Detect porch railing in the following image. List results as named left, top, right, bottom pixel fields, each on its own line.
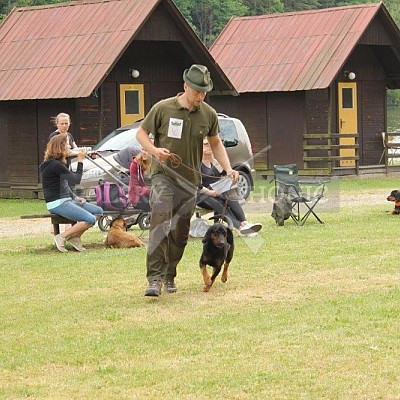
left=383, top=132, right=400, bottom=175
left=303, top=133, right=359, bottom=174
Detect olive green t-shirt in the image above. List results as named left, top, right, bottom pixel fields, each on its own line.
left=141, top=94, right=219, bottom=187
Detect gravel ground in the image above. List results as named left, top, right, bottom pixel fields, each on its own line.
left=0, top=188, right=391, bottom=239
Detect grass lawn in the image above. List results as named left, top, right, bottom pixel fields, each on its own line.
left=0, top=176, right=399, bottom=399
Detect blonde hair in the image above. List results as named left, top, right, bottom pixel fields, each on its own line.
left=50, top=112, right=71, bottom=127
left=135, top=150, right=151, bottom=172
left=44, top=132, right=69, bottom=162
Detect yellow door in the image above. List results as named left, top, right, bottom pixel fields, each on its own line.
left=338, top=82, right=357, bottom=167
left=119, top=84, right=144, bottom=126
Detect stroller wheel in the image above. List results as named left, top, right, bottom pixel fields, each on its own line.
left=98, top=215, right=113, bottom=232
left=137, top=213, right=150, bottom=230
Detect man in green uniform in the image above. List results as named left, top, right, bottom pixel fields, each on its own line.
left=136, top=64, right=239, bottom=297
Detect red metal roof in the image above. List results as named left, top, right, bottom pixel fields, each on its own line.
left=210, top=3, right=384, bottom=93
left=0, top=0, right=160, bottom=100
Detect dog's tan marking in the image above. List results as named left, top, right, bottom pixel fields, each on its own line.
left=221, top=262, right=229, bottom=283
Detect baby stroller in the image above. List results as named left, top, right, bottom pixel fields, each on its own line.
left=86, top=150, right=150, bottom=232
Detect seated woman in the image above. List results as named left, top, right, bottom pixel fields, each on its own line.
left=40, top=133, right=104, bottom=252
left=128, top=150, right=151, bottom=211
left=197, top=140, right=262, bottom=235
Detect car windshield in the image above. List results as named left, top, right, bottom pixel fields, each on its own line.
left=219, top=118, right=238, bottom=146
left=94, top=128, right=140, bottom=151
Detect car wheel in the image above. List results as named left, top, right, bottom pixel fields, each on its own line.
left=237, top=170, right=251, bottom=200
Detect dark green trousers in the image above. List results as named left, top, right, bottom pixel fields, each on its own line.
left=146, top=174, right=196, bottom=283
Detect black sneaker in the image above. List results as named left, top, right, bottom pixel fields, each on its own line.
left=165, top=280, right=177, bottom=293
left=144, top=281, right=162, bottom=297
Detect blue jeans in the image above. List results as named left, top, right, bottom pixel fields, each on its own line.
left=49, top=199, right=103, bottom=226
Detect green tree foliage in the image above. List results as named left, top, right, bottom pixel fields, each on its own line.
left=242, top=0, right=284, bottom=15
left=175, top=0, right=247, bottom=46
left=283, top=0, right=321, bottom=11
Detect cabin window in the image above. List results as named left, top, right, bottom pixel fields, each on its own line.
left=119, top=84, right=144, bottom=125
left=125, top=91, right=139, bottom=114
left=342, top=88, right=353, bottom=109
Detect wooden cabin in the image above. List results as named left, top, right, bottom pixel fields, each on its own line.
left=0, top=0, right=234, bottom=198
left=209, top=3, right=400, bottom=175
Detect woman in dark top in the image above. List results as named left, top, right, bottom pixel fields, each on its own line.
left=40, top=133, right=103, bottom=253
left=197, top=140, right=262, bottom=235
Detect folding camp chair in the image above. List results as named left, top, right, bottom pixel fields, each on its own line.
left=273, top=164, right=327, bottom=226
left=379, top=131, right=400, bottom=165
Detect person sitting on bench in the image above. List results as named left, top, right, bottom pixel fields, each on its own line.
left=40, top=133, right=103, bottom=252
left=197, top=139, right=262, bottom=236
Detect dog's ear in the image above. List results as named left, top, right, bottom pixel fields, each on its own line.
left=395, top=191, right=400, bottom=202
left=226, top=227, right=234, bottom=245
left=202, top=227, right=212, bottom=243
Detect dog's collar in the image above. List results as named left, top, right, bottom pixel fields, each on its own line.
left=396, top=201, right=400, bottom=207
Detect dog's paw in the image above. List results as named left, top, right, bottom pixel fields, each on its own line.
left=202, top=284, right=211, bottom=292
left=221, top=276, right=227, bottom=283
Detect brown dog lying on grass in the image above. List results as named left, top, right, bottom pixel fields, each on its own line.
left=199, top=223, right=234, bottom=292
left=104, top=217, right=145, bottom=248
left=387, top=190, right=400, bottom=214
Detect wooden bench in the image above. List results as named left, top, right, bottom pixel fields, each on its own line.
left=20, top=209, right=149, bottom=235
left=20, top=213, right=75, bottom=235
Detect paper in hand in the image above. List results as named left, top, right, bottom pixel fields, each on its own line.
left=209, top=177, right=237, bottom=194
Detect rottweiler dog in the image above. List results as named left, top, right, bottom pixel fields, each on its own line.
left=199, top=223, right=234, bottom=292
left=387, top=190, right=400, bottom=214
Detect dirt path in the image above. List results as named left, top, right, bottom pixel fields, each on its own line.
left=0, top=188, right=391, bottom=239
left=0, top=217, right=57, bottom=238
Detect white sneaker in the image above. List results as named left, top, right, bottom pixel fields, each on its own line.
left=242, top=232, right=258, bottom=238
left=54, top=234, right=68, bottom=253
left=68, top=237, right=86, bottom=252
left=239, top=222, right=262, bottom=235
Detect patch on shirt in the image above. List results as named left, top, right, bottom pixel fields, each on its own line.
left=168, top=118, right=183, bottom=139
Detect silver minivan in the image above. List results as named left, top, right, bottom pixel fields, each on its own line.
left=73, top=113, right=255, bottom=199
left=217, top=113, right=254, bottom=199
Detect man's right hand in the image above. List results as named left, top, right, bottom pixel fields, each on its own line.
left=154, top=147, right=171, bottom=162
